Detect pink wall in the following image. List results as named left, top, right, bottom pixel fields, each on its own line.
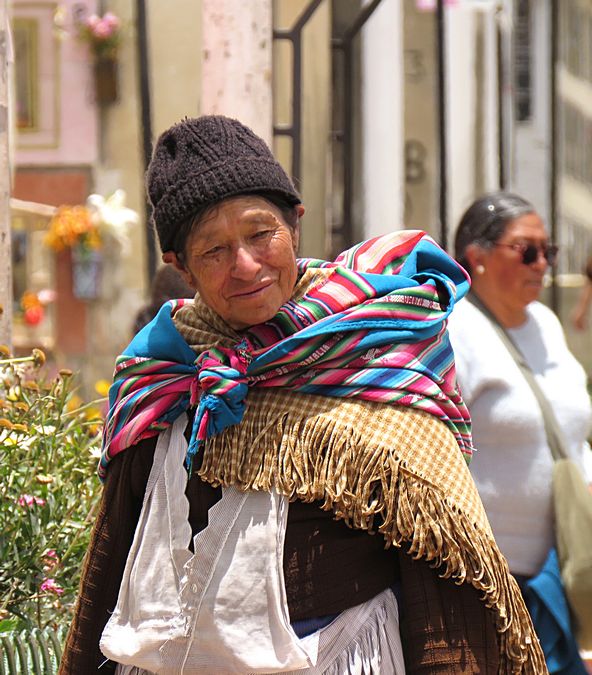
left=13, top=0, right=99, bottom=166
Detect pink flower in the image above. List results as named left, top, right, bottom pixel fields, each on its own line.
left=85, top=14, right=100, bottom=29
left=17, top=494, right=46, bottom=507
left=102, top=12, right=120, bottom=29
left=40, top=578, right=64, bottom=595
left=42, top=548, right=59, bottom=572
left=93, top=20, right=114, bottom=39
left=37, top=289, right=57, bottom=305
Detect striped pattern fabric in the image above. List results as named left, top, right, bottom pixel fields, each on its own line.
left=100, top=230, right=472, bottom=479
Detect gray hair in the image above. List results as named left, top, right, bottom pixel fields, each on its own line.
left=454, top=191, right=535, bottom=274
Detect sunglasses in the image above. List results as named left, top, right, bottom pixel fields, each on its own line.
left=493, top=242, right=559, bottom=266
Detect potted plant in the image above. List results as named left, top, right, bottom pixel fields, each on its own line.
left=78, top=12, right=122, bottom=104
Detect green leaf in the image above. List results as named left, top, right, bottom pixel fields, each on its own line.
left=0, top=617, right=19, bottom=632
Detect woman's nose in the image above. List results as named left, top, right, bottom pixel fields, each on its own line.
left=231, top=244, right=261, bottom=278
left=534, top=249, right=550, bottom=268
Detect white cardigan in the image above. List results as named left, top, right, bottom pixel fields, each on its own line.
left=448, top=299, right=592, bottom=577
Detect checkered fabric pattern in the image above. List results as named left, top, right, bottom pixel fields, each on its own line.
left=200, top=388, right=545, bottom=674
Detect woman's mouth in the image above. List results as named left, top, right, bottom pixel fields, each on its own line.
left=231, top=281, right=273, bottom=299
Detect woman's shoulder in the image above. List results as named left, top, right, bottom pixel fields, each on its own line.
left=523, top=301, right=565, bottom=338
left=525, top=300, right=560, bottom=323
left=449, top=296, right=482, bottom=323
left=447, top=297, right=493, bottom=343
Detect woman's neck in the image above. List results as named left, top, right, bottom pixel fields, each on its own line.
left=471, top=288, right=527, bottom=329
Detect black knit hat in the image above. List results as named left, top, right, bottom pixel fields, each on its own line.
left=147, top=115, right=301, bottom=253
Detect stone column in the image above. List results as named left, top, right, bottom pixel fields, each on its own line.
left=0, top=0, right=11, bottom=348
left=201, top=0, right=273, bottom=143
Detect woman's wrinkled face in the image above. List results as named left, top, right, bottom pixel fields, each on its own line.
left=478, top=212, right=550, bottom=310
left=178, top=196, right=300, bottom=330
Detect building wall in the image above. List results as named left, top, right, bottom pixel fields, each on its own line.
left=361, top=0, right=404, bottom=239
left=11, top=0, right=99, bottom=383
left=403, top=0, right=438, bottom=238
left=13, top=0, right=98, bottom=167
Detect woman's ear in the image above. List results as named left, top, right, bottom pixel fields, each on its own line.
left=464, top=243, right=486, bottom=274
left=292, top=204, right=304, bottom=252
left=162, top=251, right=196, bottom=288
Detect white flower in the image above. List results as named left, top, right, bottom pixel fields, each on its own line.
left=86, top=190, right=139, bottom=257
left=32, top=424, right=57, bottom=436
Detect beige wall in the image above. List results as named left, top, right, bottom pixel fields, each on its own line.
left=150, top=0, right=202, bottom=136
left=402, top=0, right=438, bottom=238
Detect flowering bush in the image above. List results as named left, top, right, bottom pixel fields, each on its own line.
left=0, top=347, right=104, bottom=631
left=78, top=11, right=122, bottom=60
left=45, top=205, right=102, bottom=254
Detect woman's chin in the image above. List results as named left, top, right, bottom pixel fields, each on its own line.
left=523, top=286, right=543, bottom=304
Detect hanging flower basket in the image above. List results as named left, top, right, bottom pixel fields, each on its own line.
left=78, top=11, right=122, bottom=106
left=93, top=55, right=119, bottom=105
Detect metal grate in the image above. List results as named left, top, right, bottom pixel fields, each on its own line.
left=272, top=0, right=387, bottom=251
left=0, top=627, right=66, bottom=675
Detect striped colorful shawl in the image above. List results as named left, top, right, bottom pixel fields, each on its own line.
left=99, top=229, right=472, bottom=479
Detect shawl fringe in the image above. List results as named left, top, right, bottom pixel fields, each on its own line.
left=199, top=391, right=546, bottom=674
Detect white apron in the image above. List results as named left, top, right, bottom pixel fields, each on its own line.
left=101, top=415, right=405, bottom=674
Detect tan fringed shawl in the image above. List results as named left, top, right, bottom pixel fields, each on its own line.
left=173, top=301, right=547, bottom=674
left=199, top=390, right=545, bottom=674
left=174, top=298, right=547, bottom=675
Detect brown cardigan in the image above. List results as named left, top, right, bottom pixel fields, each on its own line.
left=59, top=429, right=499, bottom=674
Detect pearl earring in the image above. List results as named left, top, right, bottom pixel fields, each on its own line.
left=475, top=264, right=485, bottom=275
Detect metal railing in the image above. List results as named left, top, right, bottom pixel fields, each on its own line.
left=0, top=627, right=66, bottom=675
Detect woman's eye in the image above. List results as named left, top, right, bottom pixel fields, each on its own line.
left=251, top=229, right=273, bottom=241
left=203, top=246, right=224, bottom=258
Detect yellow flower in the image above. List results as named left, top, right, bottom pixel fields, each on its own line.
left=66, top=394, right=83, bottom=413
left=21, top=292, right=42, bottom=311
left=0, top=418, right=13, bottom=430
left=94, top=379, right=111, bottom=397
left=88, top=423, right=103, bottom=438
left=85, top=405, right=103, bottom=421
left=11, top=423, right=29, bottom=434
left=31, top=348, right=46, bottom=367
left=0, top=345, right=11, bottom=358
left=6, top=387, right=20, bottom=402
left=45, top=205, right=102, bottom=252
left=59, top=369, right=73, bottom=379
left=36, top=474, right=54, bottom=484
left=14, top=402, right=29, bottom=412
left=22, top=381, right=40, bottom=392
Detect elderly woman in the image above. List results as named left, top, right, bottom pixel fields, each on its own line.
left=448, top=191, right=592, bottom=674
left=59, top=118, right=544, bottom=674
